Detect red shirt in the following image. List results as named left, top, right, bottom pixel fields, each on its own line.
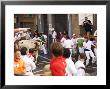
left=50, top=56, right=67, bottom=76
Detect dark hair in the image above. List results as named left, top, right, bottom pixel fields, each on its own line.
left=50, top=42, right=63, bottom=57
left=63, top=48, right=71, bottom=58
left=14, top=49, right=20, bottom=53
left=29, top=48, right=36, bottom=53
left=20, top=47, right=27, bottom=55
left=79, top=53, right=86, bottom=59
left=66, top=35, right=70, bottom=39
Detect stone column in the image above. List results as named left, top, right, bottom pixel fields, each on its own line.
left=67, top=14, right=72, bottom=38
left=71, top=14, right=80, bottom=37
left=38, top=14, right=44, bottom=33
left=47, top=14, right=53, bottom=27
left=47, top=14, right=53, bottom=49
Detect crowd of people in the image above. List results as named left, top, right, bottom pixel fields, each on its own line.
left=50, top=32, right=97, bottom=76
left=14, top=17, right=97, bottom=76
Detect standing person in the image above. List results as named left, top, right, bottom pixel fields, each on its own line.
left=59, top=32, right=63, bottom=41
left=48, top=24, right=54, bottom=47
left=63, top=48, right=77, bottom=76
left=20, top=47, right=36, bottom=76
left=63, top=35, right=74, bottom=56
left=76, top=34, right=85, bottom=54
left=14, top=49, right=26, bottom=76
left=52, top=30, right=57, bottom=43
left=26, top=31, right=31, bottom=40
left=50, top=42, right=67, bottom=76
left=75, top=53, right=86, bottom=76
left=60, top=34, right=67, bottom=47
left=83, top=17, right=92, bottom=39
left=71, top=34, right=77, bottom=52
left=83, top=37, right=96, bottom=66
left=40, top=32, right=47, bottom=55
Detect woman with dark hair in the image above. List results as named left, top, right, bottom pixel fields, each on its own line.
left=63, top=48, right=77, bottom=76
left=50, top=42, right=67, bottom=76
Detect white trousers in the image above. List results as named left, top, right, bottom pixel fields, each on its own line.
left=85, top=50, right=95, bottom=65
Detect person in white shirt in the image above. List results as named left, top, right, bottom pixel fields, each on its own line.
left=71, top=34, right=77, bottom=55
left=52, top=30, right=57, bottom=43
left=63, top=36, right=74, bottom=55
left=63, top=48, right=77, bottom=76
left=60, top=34, right=66, bottom=47
left=75, top=53, right=86, bottom=76
left=20, top=47, right=36, bottom=76
left=33, top=34, right=41, bottom=41
left=83, top=37, right=96, bottom=66
left=26, top=31, right=31, bottom=40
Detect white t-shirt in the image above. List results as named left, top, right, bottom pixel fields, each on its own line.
left=83, top=40, right=94, bottom=51
left=60, top=37, right=66, bottom=46
left=21, top=55, right=36, bottom=72
left=52, top=31, right=57, bottom=39
left=65, top=57, right=77, bottom=76
left=75, top=60, right=85, bottom=76
left=63, top=39, right=74, bottom=48
left=71, top=38, right=77, bottom=48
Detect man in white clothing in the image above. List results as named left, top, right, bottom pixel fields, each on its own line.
left=63, top=36, right=74, bottom=55
left=63, top=48, right=77, bottom=76
left=83, top=37, right=96, bottom=66
left=60, top=34, right=66, bottom=47
left=20, top=47, right=36, bottom=76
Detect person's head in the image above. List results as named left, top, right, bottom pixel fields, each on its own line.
left=72, top=34, right=76, bottom=38
left=63, top=34, right=67, bottom=38
left=63, top=48, right=71, bottom=58
left=14, top=49, right=21, bottom=59
left=85, top=17, right=88, bottom=21
left=79, top=53, right=86, bottom=61
left=66, top=35, right=70, bottom=39
left=50, top=42, right=63, bottom=57
left=20, top=47, right=28, bottom=55
left=29, top=48, right=37, bottom=57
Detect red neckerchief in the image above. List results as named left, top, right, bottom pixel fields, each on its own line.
left=14, top=58, right=20, bottom=62
left=27, top=53, right=33, bottom=58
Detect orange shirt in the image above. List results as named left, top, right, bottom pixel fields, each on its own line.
left=14, top=58, right=26, bottom=75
